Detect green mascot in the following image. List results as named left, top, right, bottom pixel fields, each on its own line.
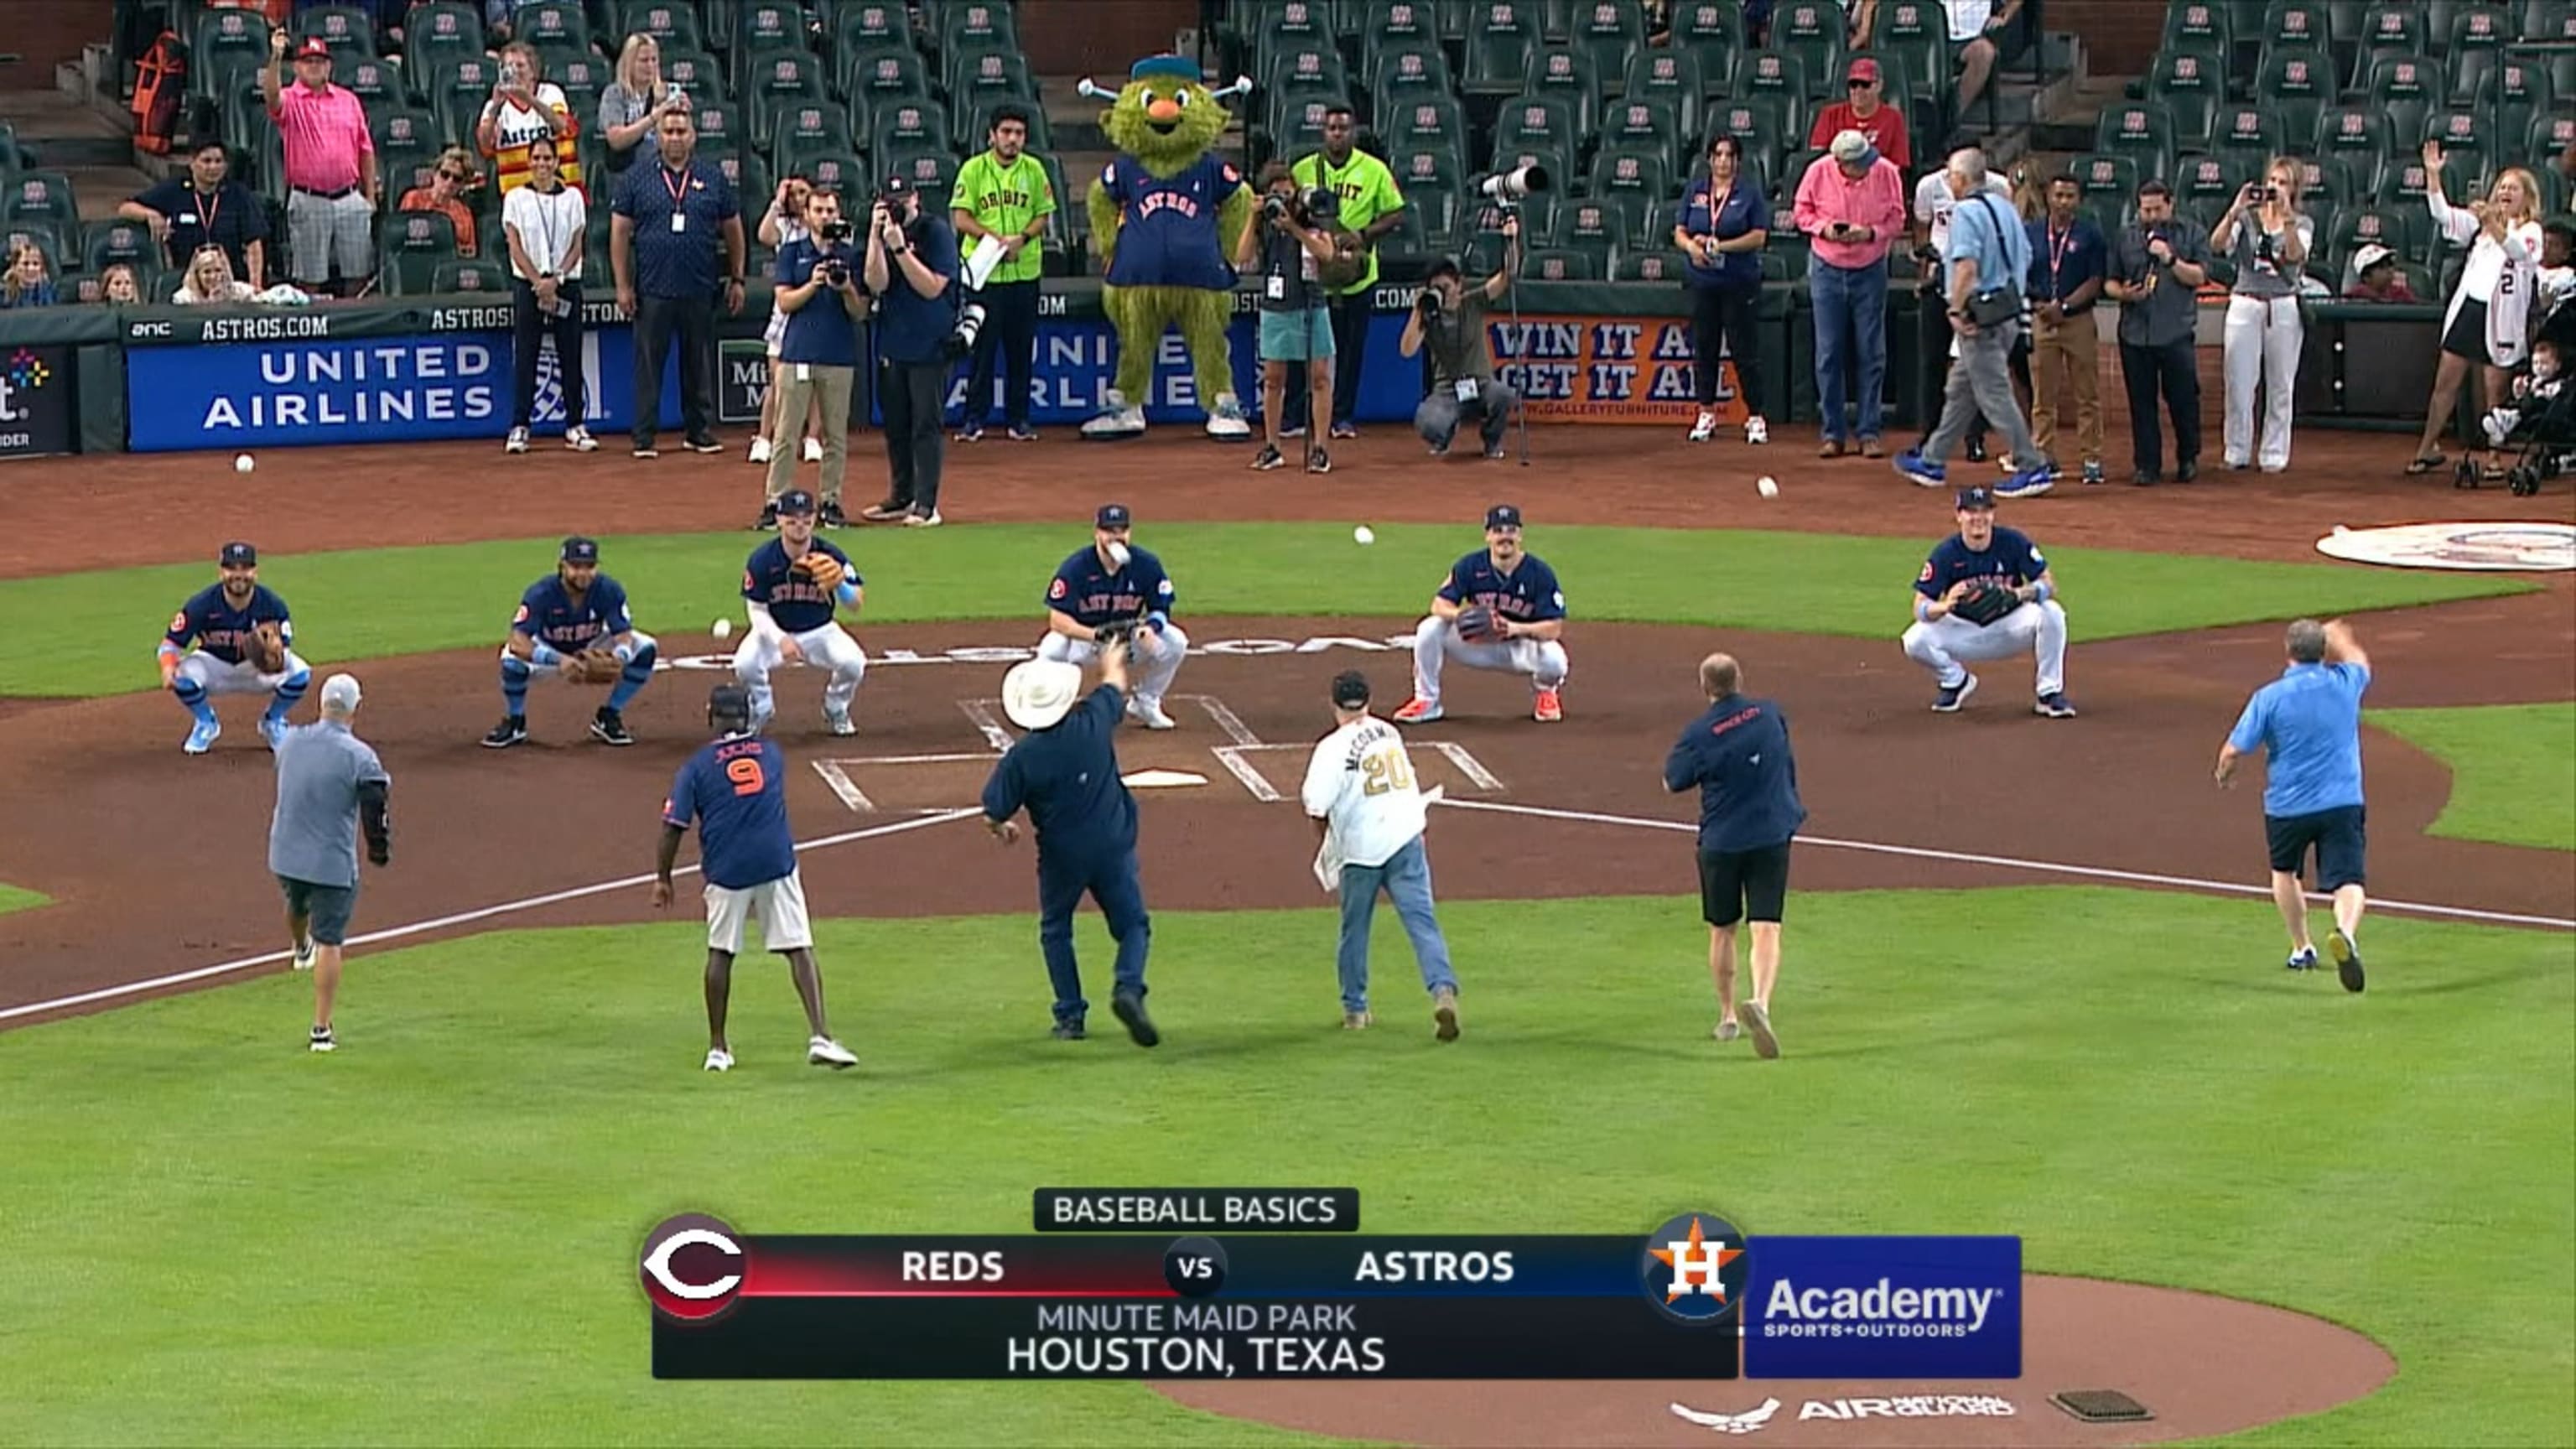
left=1077, top=55, right=1255, bottom=439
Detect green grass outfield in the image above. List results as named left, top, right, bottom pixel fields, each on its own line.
left=2, top=889, right=2568, bottom=1447
left=0, top=883, right=45, bottom=916
left=2374, top=703, right=2576, bottom=852
left=0, top=525, right=2529, bottom=696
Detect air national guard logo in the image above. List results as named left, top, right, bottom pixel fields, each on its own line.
left=1641, top=1213, right=1748, bottom=1325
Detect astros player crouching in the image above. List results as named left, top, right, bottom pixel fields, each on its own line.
left=482, top=536, right=658, bottom=748
left=1394, top=504, right=1570, bottom=724
left=159, top=540, right=311, bottom=754
left=1902, top=485, right=2076, bottom=716
left=735, top=489, right=869, bottom=735
left=1035, top=502, right=1187, bottom=730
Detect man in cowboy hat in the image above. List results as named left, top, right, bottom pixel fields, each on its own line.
left=980, top=631, right=1160, bottom=1046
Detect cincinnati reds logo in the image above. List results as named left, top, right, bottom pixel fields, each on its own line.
left=640, top=1214, right=746, bottom=1322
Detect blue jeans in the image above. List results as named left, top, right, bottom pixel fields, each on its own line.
left=1335, top=836, right=1457, bottom=1013
left=1037, top=847, right=1150, bottom=1026
left=1810, top=257, right=1889, bottom=443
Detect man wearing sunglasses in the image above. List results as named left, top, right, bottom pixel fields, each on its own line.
left=1807, top=58, right=1911, bottom=174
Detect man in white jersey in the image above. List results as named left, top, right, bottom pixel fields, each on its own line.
left=1301, top=670, right=1461, bottom=1041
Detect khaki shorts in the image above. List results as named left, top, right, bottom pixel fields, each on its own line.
left=704, top=868, right=813, bottom=954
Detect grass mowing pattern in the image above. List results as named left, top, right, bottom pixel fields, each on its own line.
left=1, top=889, right=2568, bottom=1446
left=2373, top=703, right=2576, bottom=852
left=0, top=525, right=2530, bottom=696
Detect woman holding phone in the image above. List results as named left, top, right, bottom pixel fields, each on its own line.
left=599, top=33, right=686, bottom=170
left=1674, top=132, right=1772, bottom=445
left=2210, top=156, right=2312, bottom=473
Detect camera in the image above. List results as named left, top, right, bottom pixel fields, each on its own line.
left=1475, top=164, right=1550, bottom=204
left=946, top=301, right=988, bottom=359
left=818, top=216, right=854, bottom=245
left=1262, top=191, right=1299, bottom=223
left=2246, top=184, right=2274, bottom=203
left=1416, top=285, right=1444, bottom=317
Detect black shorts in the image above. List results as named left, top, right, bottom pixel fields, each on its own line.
left=1699, top=842, right=1792, bottom=927
left=2440, top=298, right=2496, bottom=365
left=2265, top=806, right=2367, bottom=891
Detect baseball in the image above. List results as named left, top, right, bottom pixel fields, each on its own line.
left=233, top=454, right=255, bottom=475
left=2331, top=524, right=2350, bottom=536
left=711, top=617, right=733, bottom=639
left=1353, top=525, right=1376, bottom=545
left=1757, top=476, right=1779, bottom=498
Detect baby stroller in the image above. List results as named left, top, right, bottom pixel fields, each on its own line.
left=2464, top=288, right=2575, bottom=497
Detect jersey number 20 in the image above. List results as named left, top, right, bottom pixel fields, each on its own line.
left=1360, top=747, right=1414, bottom=797
left=726, top=756, right=767, bottom=797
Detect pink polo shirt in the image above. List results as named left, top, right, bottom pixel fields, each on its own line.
left=1791, top=154, right=1909, bottom=270
left=270, top=80, right=373, bottom=195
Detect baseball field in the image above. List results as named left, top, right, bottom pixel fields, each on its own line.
left=0, top=427, right=2568, bottom=1447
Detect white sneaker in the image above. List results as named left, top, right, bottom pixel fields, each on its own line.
left=564, top=425, right=597, bottom=452
left=802, top=436, right=823, bottom=463
left=748, top=436, right=773, bottom=464
left=825, top=707, right=855, bottom=736
left=1687, top=410, right=1717, bottom=442
left=904, top=510, right=943, bottom=527
left=704, top=1047, right=733, bottom=1072
left=292, top=936, right=314, bottom=971
left=808, top=1036, right=857, bottom=1069
left=1127, top=698, right=1176, bottom=730
left=309, top=1026, right=336, bottom=1053
left=505, top=425, right=530, bottom=454
left=1744, top=416, right=1769, bottom=445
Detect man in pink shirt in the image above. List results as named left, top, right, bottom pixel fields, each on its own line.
left=262, top=32, right=380, bottom=298
left=1792, top=130, right=1908, bottom=457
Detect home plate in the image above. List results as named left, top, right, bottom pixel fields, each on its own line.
left=1123, top=769, right=1209, bottom=788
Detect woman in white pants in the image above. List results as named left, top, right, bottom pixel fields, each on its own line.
left=2210, top=158, right=2312, bottom=473
left=2407, top=143, right=2544, bottom=483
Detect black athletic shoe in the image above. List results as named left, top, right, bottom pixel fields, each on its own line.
left=685, top=435, right=723, bottom=454
left=2328, top=928, right=2365, bottom=993
left=481, top=715, right=528, bottom=748
left=1110, top=988, right=1160, bottom=1047
left=1249, top=444, right=1286, bottom=470
left=819, top=501, right=849, bottom=529
left=1966, top=437, right=1988, bottom=463
left=589, top=707, right=634, bottom=746
left=2176, top=458, right=2199, bottom=482
left=2133, top=469, right=2161, bottom=486
left=750, top=501, right=779, bottom=531
left=1306, top=445, right=1332, bottom=474
left=1051, top=1021, right=1087, bottom=1041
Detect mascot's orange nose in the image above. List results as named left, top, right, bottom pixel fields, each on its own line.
left=1146, top=96, right=1182, bottom=123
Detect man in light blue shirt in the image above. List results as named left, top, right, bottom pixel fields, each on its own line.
left=2215, top=619, right=2371, bottom=992
left=1896, top=144, right=2054, bottom=500
left=269, top=673, right=392, bottom=1052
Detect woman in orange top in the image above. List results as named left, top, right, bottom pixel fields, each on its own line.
left=398, top=147, right=482, bottom=257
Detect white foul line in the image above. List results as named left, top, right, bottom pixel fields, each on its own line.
left=0, top=808, right=986, bottom=1025
left=1208, top=745, right=1286, bottom=802
left=809, top=761, right=877, bottom=813
left=1431, top=797, right=2576, bottom=932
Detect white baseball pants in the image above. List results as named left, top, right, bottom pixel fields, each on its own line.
left=1410, top=615, right=1570, bottom=706
left=176, top=648, right=311, bottom=696
left=733, top=623, right=867, bottom=727
left=1901, top=600, right=2068, bottom=696
left=1035, top=621, right=1190, bottom=708
left=2222, top=294, right=2301, bottom=470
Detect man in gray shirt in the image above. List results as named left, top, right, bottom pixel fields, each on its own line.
left=2105, top=179, right=2210, bottom=486
left=1400, top=216, right=1522, bottom=460
left=268, top=673, right=392, bottom=1053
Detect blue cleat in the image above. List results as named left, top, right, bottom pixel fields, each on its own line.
left=184, top=718, right=221, bottom=755
left=1894, top=449, right=1947, bottom=488
left=1995, top=464, right=2056, bottom=498
left=260, top=714, right=288, bottom=750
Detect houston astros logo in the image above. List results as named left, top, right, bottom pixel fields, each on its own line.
left=1640, top=1213, right=1748, bottom=1325
left=640, top=1213, right=746, bottom=1322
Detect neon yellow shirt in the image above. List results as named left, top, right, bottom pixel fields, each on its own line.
left=950, top=150, right=1056, bottom=286
left=1291, top=148, right=1405, bottom=294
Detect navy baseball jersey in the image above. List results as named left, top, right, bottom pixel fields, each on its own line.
left=742, top=538, right=860, bottom=634
left=1915, top=527, right=2049, bottom=600
left=663, top=734, right=797, bottom=890
left=1045, top=545, right=1176, bottom=629
left=1098, top=152, right=1241, bottom=291
left=1437, top=551, right=1566, bottom=624
left=512, top=573, right=633, bottom=652
left=165, top=584, right=293, bottom=664
left=1663, top=693, right=1808, bottom=854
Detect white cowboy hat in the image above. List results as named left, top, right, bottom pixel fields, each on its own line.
left=1001, top=659, right=1083, bottom=731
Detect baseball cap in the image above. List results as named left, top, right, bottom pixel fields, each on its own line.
left=776, top=488, right=818, bottom=516
left=1830, top=129, right=1880, bottom=168
left=1847, top=58, right=1882, bottom=84
left=560, top=536, right=600, bottom=564
left=295, top=36, right=331, bottom=60
left=319, top=673, right=362, bottom=712
left=1485, top=503, right=1524, bottom=530
left=707, top=683, right=752, bottom=726
left=1955, top=486, right=1998, bottom=511
left=880, top=172, right=915, bottom=199
left=2351, top=242, right=2396, bottom=274
left=1331, top=670, right=1373, bottom=709
left=220, top=541, right=257, bottom=566
left=1096, top=502, right=1133, bottom=529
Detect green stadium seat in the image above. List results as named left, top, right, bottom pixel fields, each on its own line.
left=1, top=221, right=67, bottom=280
left=1739, top=51, right=1813, bottom=139
left=434, top=257, right=510, bottom=294
left=658, top=50, right=725, bottom=104
left=742, top=51, right=825, bottom=149
left=1365, top=40, right=1455, bottom=113
left=685, top=101, right=744, bottom=158
left=1362, top=0, right=1444, bottom=53
left=2145, top=49, right=2224, bottom=150
left=1490, top=95, right=1573, bottom=168
left=1519, top=245, right=1597, bottom=280
left=336, top=55, right=401, bottom=108
left=1483, top=139, right=1571, bottom=204
left=843, top=47, right=932, bottom=118
left=2325, top=205, right=2412, bottom=277
left=369, top=106, right=443, bottom=193
left=2174, top=153, right=2246, bottom=219
left=2313, top=105, right=2392, bottom=166
left=84, top=217, right=156, bottom=277
left=1547, top=196, right=1621, bottom=261
left=2355, top=3, right=2423, bottom=73
left=2417, top=108, right=2490, bottom=181
left=404, top=1, right=487, bottom=65
left=1522, top=44, right=1605, bottom=137
left=2363, top=54, right=2439, bottom=150
left=771, top=99, right=857, bottom=168
left=787, top=150, right=863, bottom=200
left=2527, top=112, right=2576, bottom=175
left=293, top=4, right=378, bottom=60
left=1760, top=233, right=1807, bottom=281
left=1872, top=0, right=1951, bottom=96
left=2073, top=153, right=2140, bottom=213
left=936, top=0, right=1019, bottom=57
left=1613, top=247, right=1686, bottom=283
left=868, top=96, right=950, bottom=158
left=1265, top=44, right=1353, bottom=106
left=1587, top=190, right=1654, bottom=247
left=882, top=146, right=960, bottom=214
left=512, top=2, right=592, bottom=53
left=429, top=56, right=505, bottom=147
left=619, top=1, right=704, bottom=54
left=1565, top=0, right=1644, bottom=87
left=832, top=3, right=917, bottom=80
left=190, top=7, right=272, bottom=101
left=1462, top=2, right=1547, bottom=96
left=1619, top=50, right=1705, bottom=148
left=2251, top=46, right=2332, bottom=148
left=2259, top=3, right=2331, bottom=55
left=550, top=53, right=611, bottom=127
left=2476, top=60, right=2556, bottom=150
left=1384, top=92, right=1467, bottom=158
left=1769, top=0, right=1846, bottom=91
left=2210, top=102, right=2284, bottom=174
left=2442, top=4, right=2513, bottom=103
left=2162, top=0, right=2234, bottom=59
left=1671, top=0, right=1747, bottom=70
left=382, top=208, right=459, bottom=295
left=1705, top=97, right=1789, bottom=191
left=1601, top=96, right=1681, bottom=158
left=1253, top=0, right=1337, bottom=82
left=1392, top=146, right=1469, bottom=202
left=1585, top=145, right=1672, bottom=203
left=1265, top=94, right=1343, bottom=159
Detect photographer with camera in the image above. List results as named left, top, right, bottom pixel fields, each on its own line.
left=1400, top=215, right=1521, bottom=460
left=756, top=189, right=869, bottom=528
left=1239, top=164, right=1348, bottom=474
left=2210, top=158, right=2313, bottom=474
left=857, top=174, right=959, bottom=528
left=2104, top=180, right=2211, bottom=485
left=1284, top=104, right=1407, bottom=441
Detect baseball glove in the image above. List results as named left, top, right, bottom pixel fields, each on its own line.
left=798, top=553, right=849, bottom=592
left=564, top=647, right=621, bottom=684
left=1454, top=604, right=1504, bottom=643
left=246, top=622, right=287, bottom=674
left=1951, top=581, right=2022, bottom=627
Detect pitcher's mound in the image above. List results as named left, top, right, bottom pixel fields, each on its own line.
left=1155, top=1275, right=2392, bottom=1446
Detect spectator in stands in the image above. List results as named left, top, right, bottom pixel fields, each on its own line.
left=174, top=244, right=260, bottom=305
left=859, top=174, right=959, bottom=527
left=121, top=141, right=270, bottom=292
left=2409, top=143, right=2544, bottom=481
left=753, top=177, right=828, bottom=467
left=99, top=263, right=145, bottom=307
left=1945, top=0, right=2028, bottom=117
left=1400, top=218, right=1523, bottom=460
left=952, top=102, right=1056, bottom=444
left=1242, top=163, right=1344, bottom=475
left=1808, top=60, right=1909, bottom=175
left=397, top=147, right=482, bottom=257
left=600, top=34, right=688, bottom=170
left=484, top=0, right=541, bottom=42
left=1793, top=129, right=1908, bottom=458
left=263, top=30, right=381, bottom=299
left=1894, top=145, right=2052, bottom=496
left=1286, top=104, right=1406, bottom=441
left=610, top=107, right=745, bottom=460
left=501, top=141, right=595, bottom=455
left=2537, top=220, right=2575, bottom=321
left=2106, top=180, right=2210, bottom=485
left=1911, top=143, right=2013, bottom=461
left=1, top=242, right=57, bottom=309
left=2212, top=158, right=2314, bottom=474
left=2025, top=173, right=2106, bottom=484
left=759, top=188, right=870, bottom=529
left=478, top=41, right=580, bottom=199
left=2341, top=245, right=2416, bottom=302
left=1675, top=133, right=1773, bottom=445
left=1844, top=0, right=1881, bottom=47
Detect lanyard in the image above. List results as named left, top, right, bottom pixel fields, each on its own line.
left=2044, top=222, right=2074, bottom=295
left=193, top=188, right=221, bottom=236
left=522, top=185, right=567, bottom=274
left=660, top=165, right=690, bottom=212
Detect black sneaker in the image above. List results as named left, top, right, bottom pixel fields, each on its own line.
left=1250, top=444, right=1286, bottom=470
left=1306, top=445, right=1332, bottom=474
left=819, top=501, right=849, bottom=529
left=1051, top=1021, right=1087, bottom=1041
left=2176, top=458, right=2199, bottom=482
left=481, top=715, right=528, bottom=748
left=1966, top=437, right=1988, bottom=463
left=1111, top=988, right=1161, bottom=1047
left=750, top=501, right=779, bottom=531
left=2132, top=469, right=2161, bottom=486
left=632, top=443, right=659, bottom=459
left=685, top=435, right=723, bottom=454
left=589, top=707, right=634, bottom=746
left=2328, top=928, right=2365, bottom=993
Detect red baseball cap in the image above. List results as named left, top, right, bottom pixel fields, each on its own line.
left=1846, top=58, right=1882, bottom=84
left=294, top=36, right=332, bottom=60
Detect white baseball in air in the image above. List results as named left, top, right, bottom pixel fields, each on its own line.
left=1107, top=541, right=1131, bottom=568
left=233, top=454, right=255, bottom=474
left=711, top=617, right=733, bottom=639
left=1756, top=476, right=1779, bottom=498
left=1353, top=525, right=1376, bottom=545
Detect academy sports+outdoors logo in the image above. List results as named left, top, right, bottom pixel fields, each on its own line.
left=640, top=1213, right=746, bottom=1322
left=1639, top=1213, right=1748, bottom=1325
left=1742, top=1236, right=2021, bottom=1379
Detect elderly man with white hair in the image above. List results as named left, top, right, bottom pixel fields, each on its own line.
left=1895, top=146, right=2054, bottom=498
left=268, top=673, right=391, bottom=1054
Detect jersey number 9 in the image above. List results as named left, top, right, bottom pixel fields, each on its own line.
left=726, top=757, right=767, bottom=797
left=1360, top=747, right=1414, bottom=797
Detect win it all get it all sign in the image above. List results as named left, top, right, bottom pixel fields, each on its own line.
left=1486, top=315, right=1743, bottom=426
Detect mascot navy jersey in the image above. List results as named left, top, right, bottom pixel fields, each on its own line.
left=1098, top=153, right=1241, bottom=289
left=1046, top=545, right=1176, bottom=628
left=513, top=574, right=632, bottom=651
left=663, top=735, right=796, bottom=891
left=743, top=538, right=860, bottom=633
left=1437, top=552, right=1566, bottom=624
left=1916, top=527, right=2048, bottom=598
left=166, top=584, right=293, bottom=664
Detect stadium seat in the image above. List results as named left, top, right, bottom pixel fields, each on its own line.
left=619, top=1, right=704, bottom=54
left=1519, top=245, right=1597, bottom=280
left=2325, top=205, right=2412, bottom=277
left=1252, top=0, right=1337, bottom=82
left=82, top=218, right=155, bottom=277
left=1585, top=189, right=1655, bottom=247
left=658, top=50, right=724, bottom=105
left=1670, top=0, right=1748, bottom=64
left=434, top=257, right=509, bottom=293
left=832, top=3, right=917, bottom=80
left=1522, top=44, right=1606, bottom=137
left=1265, top=95, right=1341, bottom=159
left=2072, top=153, right=2140, bottom=213
left=963, top=98, right=1049, bottom=153
left=2209, top=102, right=2284, bottom=174
left=2476, top=60, right=2556, bottom=151
left=2313, top=105, right=2393, bottom=168
left=1564, top=0, right=1645, bottom=87
left=2363, top=55, right=2440, bottom=153
left=190, top=7, right=272, bottom=101
left=2174, top=153, right=2246, bottom=219
left=1705, top=97, right=1789, bottom=191
left=2161, top=0, right=2234, bottom=59
left=732, top=4, right=813, bottom=90
left=1490, top=94, right=1575, bottom=169
left=1265, top=44, right=1353, bottom=108
left=1601, top=97, right=1681, bottom=159
left=843, top=46, right=932, bottom=117
left=1361, top=0, right=1444, bottom=53
left=1619, top=50, right=1705, bottom=148
left=1585, top=145, right=1673, bottom=203
left=1547, top=197, right=1622, bottom=263
left=1386, top=92, right=1470, bottom=159
left=1366, top=41, right=1455, bottom=116
left=2442, top=4, right=2513, bottom=103
left=336, top=55, right=401, bottom=108
left=1769, top=0, right=1846, bottom=91
left=2354, top=3, right=2424, bottom=75
left=2416, top=108, right=2490, bottom=185
left=2144, top=49, right=2224, bottom=150
left=550, top=53, right=610, bottom=126
left=428, top=57, right=503, bottom=148
left=1461, top=2, right=1547, bottom=96
left=684, top=101, right=743, bottom=158
left=936, top=0, right=1018, bottom=55
left=1761, top=231, right=1808, bottom=281
left=369, top=106, right=443, bottom=193
left=742, top=52, right=826, bottom=150
left=2251, top=46, right=2333, bottom=149
left=1740, top=51, right=1815, bottom=135
left=1613, top=247, right=1685, bottom=283
left=790, top=150, right=866, bottom=200
left=1872, top=0, right=1952, bottom=100
left=512, top=2, right=591, bottom=53
left=882, top=146, right=960, bottom=214
left=771, top=100, right=857, bottom=169
left=1, top=221, right=67, bottom=280
left=2258, top=3, right=2331, bottom=55
left=2527, top=112, right=2576, bottom=176
left=293, top=4, right=378, bottom=60
left=1392, top=145, right=1470, bottom=203
left=381, top=209, right=459, bottom=295
left=870, top=97, right=950, bottom=158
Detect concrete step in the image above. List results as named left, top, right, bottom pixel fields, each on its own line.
left=64, top=162, right=153, bottom=221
